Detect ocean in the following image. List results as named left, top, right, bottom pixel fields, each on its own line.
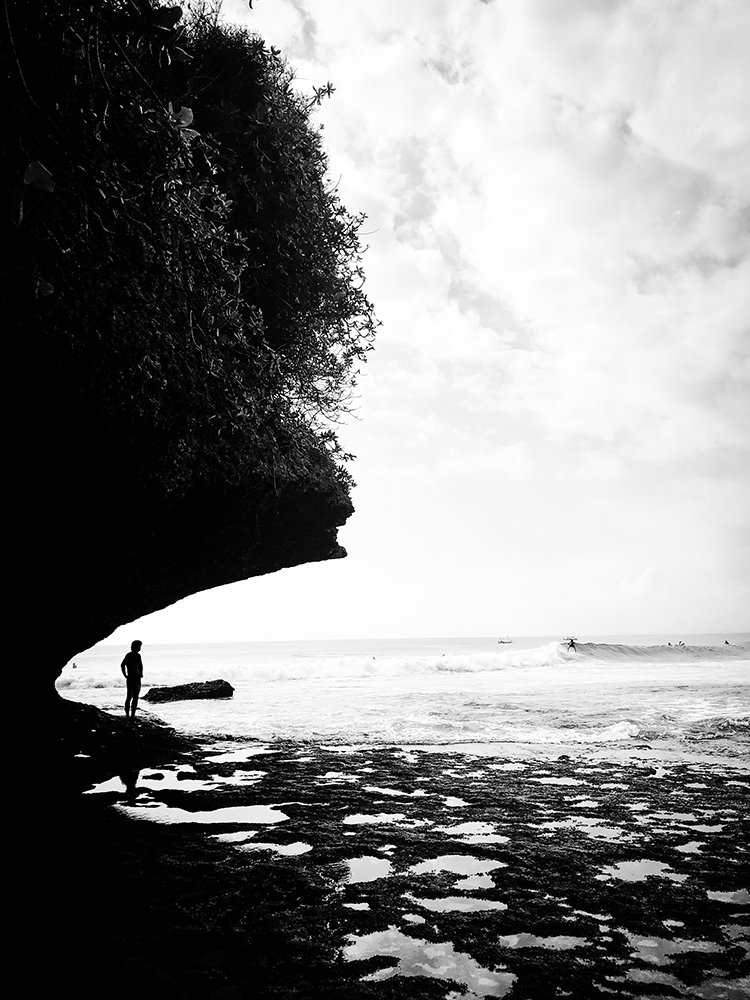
left=58, top=633, right=750, bottom=761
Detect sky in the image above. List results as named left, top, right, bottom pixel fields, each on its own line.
left=107, top=0, right=749, bottom=644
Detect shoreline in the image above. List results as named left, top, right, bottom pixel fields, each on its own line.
left=53, top=689, right=750, bottom=772
left=29, top=699, right=750, bottom=998
left=319, top=738, right=750, bottom=771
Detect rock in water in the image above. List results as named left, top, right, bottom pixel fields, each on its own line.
left=143, top=680, right=234, bottom=703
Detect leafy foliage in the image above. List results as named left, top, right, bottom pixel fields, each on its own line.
left=3, top=0, right=377, bottom=497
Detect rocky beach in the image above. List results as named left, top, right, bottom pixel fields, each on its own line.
left=29, top=699, right=750, bottom=999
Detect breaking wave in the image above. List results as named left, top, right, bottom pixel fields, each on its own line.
left=243, top=640, right=748, bottom=682
left=573, top=642, right=748, bottom=665
left=58, top=640, right=749, bottom=688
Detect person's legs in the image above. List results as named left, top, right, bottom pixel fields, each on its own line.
left=130, top=680, right=141, bottom=718
left=126, top=679, right=141, bottom=718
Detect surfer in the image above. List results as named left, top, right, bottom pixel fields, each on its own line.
left=567, top=638, right=576, bottom=651
left=121, top=640, right=144, bottom=720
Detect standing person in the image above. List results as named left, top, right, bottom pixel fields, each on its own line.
left=121, top=640, right=144, bottom=720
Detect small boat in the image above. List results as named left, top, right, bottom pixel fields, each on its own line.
left=497, top=637, right=513, bottom=644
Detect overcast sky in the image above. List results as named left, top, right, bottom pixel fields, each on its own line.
left=108, top=0, right=749, bottom=644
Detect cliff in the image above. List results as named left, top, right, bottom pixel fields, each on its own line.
left=15, top=443, right=352, bottom=697
left=4, top=2, right=374, bottom=695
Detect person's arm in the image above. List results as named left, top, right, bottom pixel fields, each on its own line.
left=121, top=655, right=128, bottom=679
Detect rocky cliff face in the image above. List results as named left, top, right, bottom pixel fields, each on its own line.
left=15, top=450, right=352, bottom=698
left=4, top=3, right=374, bottom=694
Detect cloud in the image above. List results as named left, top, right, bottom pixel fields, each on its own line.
left=236, top=0, right=748, bottom=474
left=432, top=441, right=534, bottom=481
left=218, top=0, right=750, bottom=635
left=619, top=565, right=660, bottom=598
left=371, top=438, right=534, bottom=482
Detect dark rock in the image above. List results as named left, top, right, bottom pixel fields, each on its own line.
left=22, top=468, right=351, bottom=699
left=143, top=679, right=235, bottom=703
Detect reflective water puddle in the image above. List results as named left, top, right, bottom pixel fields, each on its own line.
left=204, top=770, right=266, bottom=787
left=236, top=841, right=312, bottom=856
left=343, top=813, right=407, bottom=825
left=722, top=924, right=750, bottom=956
left=534, top=817, right=631, bottom=843
left=610, top=968, right=750, bottom=998
left=85, top=775, right=137, bottom=795
left=454, top=834, right=511, bottom=846
left=531, top=777, right=585, bottom=785
left=436, top=821, right=510, bottom=845
left=404, top=893, right=507, bottom=912
left=347, top=856, right=393, bottom=883
left=410, top=855, right=504, bottom=877
left=708, top=889, right=750, bottom=903
left=574, top=908, right=612, bottom=922
left=363, top=785, right=416, bottom=797
left=596, top=859, right=687, bottom=883
left=496, top=933, right=589, bottom=950
left=86, top=766, right=266, bottom=794
left=344, top=926, right=516, bottom=997
left=454, top=874, right=495, bottom=889
left=86, top=770, right=206, bottom=795
left=624, top=930, right=724, bottom=965
left=675, top=840, right=705, bottom=853
left=322, top=773, right=361, bottom=785
left=647, top=811, right=699, bottom=822
left=205, top=745, right=278, bottom=762
left=213, top=831, right=257, bottom=843
left=114, top=801, right=288, bottom=824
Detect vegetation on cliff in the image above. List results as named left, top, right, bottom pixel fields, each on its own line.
left=3, top=0, right=377, bottom=679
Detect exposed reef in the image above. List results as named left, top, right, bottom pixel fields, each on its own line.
left=28, top=704, right=750, bottom=999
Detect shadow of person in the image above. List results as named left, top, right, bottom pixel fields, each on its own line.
left=119, top=767, right=141, bottom=805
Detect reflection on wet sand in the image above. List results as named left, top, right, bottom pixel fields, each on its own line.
left=345, top=926, right=516, bottom=998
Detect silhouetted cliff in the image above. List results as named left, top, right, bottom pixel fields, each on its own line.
left=3, top=1, right=375, bottom=694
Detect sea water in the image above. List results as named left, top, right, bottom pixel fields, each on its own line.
left=57, top=634, right=750, bottom=759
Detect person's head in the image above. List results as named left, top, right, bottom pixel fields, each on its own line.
left=131, top=640, right=142, bottom=652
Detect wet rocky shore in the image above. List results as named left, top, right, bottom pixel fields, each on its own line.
left=26, top=702, right=750, bottom=999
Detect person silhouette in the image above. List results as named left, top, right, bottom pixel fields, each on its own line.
left=121, top=640, right=144, bottom=719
